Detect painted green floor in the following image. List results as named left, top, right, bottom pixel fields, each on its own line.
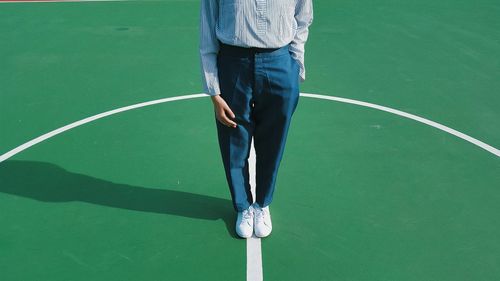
left=267, top=98, right=500, bottom=280
left=0, top=100, right=246, bottom=280
left=1, top=0, right=499, bottom=280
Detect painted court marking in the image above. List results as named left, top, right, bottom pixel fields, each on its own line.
left=1, top=93, right=499, bottom=281
left=301, top=93, right=500, bottom=157
left=2, top=0, right=498, bottom=278
left=248, top=138, right=263, bottom=281
left=0, top=0, right=124, bottom=3
left=1, top=93, right=498, bottom=164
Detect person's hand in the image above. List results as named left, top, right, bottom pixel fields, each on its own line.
left=211, top=94, right=237, bottom=128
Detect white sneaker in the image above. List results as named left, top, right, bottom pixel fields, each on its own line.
left=236, top=205, right=254, bottom=238
left=253, top=203, right=272, bottom=238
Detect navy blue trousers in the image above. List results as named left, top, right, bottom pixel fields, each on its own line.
left=215, top=42, right=300, bottom=212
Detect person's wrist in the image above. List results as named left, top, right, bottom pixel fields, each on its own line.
left=211, top=94, right=221, bottom=102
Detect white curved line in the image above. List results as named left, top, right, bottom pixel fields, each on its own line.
left=300, top=93, right=499, bottom=157
left=0, top=92, right=498, bottom=164
left=0, top=93, right=207, bottom=163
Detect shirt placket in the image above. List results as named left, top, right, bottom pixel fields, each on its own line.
left=256, top=0, right=267, bottom=35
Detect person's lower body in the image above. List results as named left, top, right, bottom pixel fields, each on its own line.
left=214, top=42, right=300, bottom=237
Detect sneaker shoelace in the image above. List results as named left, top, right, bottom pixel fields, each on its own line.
left=242, top=208, right=253, bottom=220
left=254, top=206, right=267, bottom=222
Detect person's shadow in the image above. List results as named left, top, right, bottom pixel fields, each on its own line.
left=0, top=160, right=238, bottom=238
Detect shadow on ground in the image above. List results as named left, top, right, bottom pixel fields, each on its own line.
left=0, top=160, right=237, bottom=238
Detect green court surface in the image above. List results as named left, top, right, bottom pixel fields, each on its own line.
left=1, top=1, right=499, bottom=280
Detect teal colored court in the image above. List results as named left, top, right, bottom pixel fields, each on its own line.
left=1, top=1, right=499, bottom=280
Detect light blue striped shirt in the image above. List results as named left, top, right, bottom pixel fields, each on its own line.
left=199, top=0, right=314, bottom=96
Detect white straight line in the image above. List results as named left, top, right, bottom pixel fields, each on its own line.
left=300, top=93, right=500, bottom=157
left=246, top=234, right=263, bottom=281
left=247, top=137, right=263, bottom=281
left=249, top=137, right=257, bottom=207
left=0, top=0, right=127, bottom=3
left=0, top=92, right=498, bottom=280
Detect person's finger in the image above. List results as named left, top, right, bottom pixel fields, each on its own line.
left=225, top=105, right=236, bottom=119
left=218, top=109, right=236, bottom=127
left=221, top=104, right=237, bottom=127
left=221, top=113, right=237, bottom=127
left=215, top=108, right=236, bottom=128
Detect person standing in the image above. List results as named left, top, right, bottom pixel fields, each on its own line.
left=199, top=0, right=313, bottom=238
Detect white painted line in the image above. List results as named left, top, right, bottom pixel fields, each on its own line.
left=249, top=137, right=257, bottom=204
left=0, top=93, right=207, bottom=163
left=301, top=93, right=500, bottom=157
left=1, top=93, right=497, bottom=164
left=247, top=137, right=263, bottom=281
left=247, top=234, right=263, bottom=281
left=0, top=92, right=498, bottom=281
left=0, top=0, right=127, bottom=3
